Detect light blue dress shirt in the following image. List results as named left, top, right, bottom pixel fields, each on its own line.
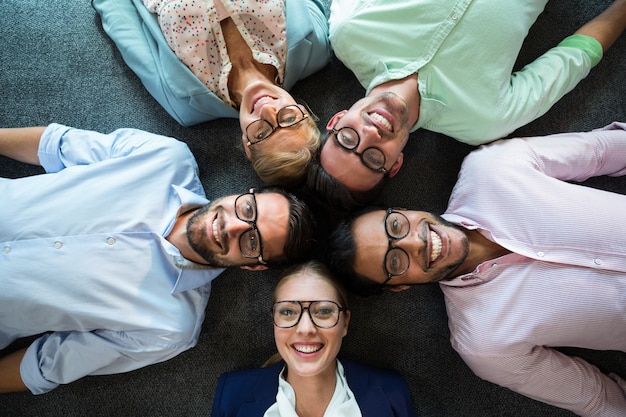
left=0, top=124, right=224, bottom=394
left=330, top=0, right=603, bottom=144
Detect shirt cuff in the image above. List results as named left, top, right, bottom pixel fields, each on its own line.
left=558, top=34, right=603, bottom=67
left=20, top=340, right=60, bottom=394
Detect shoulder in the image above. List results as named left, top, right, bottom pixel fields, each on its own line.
left=212, top=362, right=282, bottom=416
left=214, top=362, right=282, bottom=397
left=342, top=358, right=412, bottom=393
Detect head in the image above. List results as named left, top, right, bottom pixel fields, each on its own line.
left=317, top=91, right=412, bottom=199
left=186, top=187, right=314, bottom=269
left=305, top=133, right=389, bottom=211
left=239, top=80, right=321, bottom=188
left=328, top=207, right=470, bottom=296
left=272, top=260, right=350, bottom=380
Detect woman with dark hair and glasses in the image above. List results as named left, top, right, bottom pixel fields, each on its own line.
left=211, top=260, right=416, bottom=417
left=92, top=0, right=330, bottom=187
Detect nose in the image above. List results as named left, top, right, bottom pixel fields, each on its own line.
left=258, top=103, right=279, bottom=124
left=358, top=124, right=384, bottom=149
left=226, top=214, right=252, bottom=238
left=396, top=228, right=426, bottom=258
left=295, top=310, right=317, bottom=334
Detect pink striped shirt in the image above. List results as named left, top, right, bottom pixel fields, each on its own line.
left=441, top=122, right=626, bottom=416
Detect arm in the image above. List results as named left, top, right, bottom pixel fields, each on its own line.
left=575, top=0, right=626, bottom=53
left=19, top=329, right=187, bottom=394
left=0, top=348, right=28, bottom=393
left=0, top=126, right=46, bottom=165
left=460, top=347, right=626, bottom=416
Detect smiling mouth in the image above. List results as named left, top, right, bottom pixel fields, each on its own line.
left=252, top=95, right=274, bottom=112
left=212, top=217, right=223, bottom=250
left=369, top=111, right=393, bottom=132
left=430, top=230, right=442, bottom=264
left=293, top=344, right=323, bottom=354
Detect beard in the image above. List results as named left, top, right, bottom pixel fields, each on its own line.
left=185, top=201, right=241, bottom=268
left=430, top=213, right=469, bottom=282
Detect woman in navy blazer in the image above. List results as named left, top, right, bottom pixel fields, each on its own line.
left=211, top=261, right=417, bottom=417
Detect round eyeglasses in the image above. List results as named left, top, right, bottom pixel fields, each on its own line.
left=272, top=300, right=346, bottom=329
left=234, top=190, right=266, bottom=265
left=383, top=208, right=411, bottom=285
left=246, top=105, right=309, bottom=145
left=331, top=126, right=388, bottom=174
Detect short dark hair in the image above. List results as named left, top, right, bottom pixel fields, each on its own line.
left=327, top=208, right=387, bottom=297
left=304, top=134, right=387, bottom=211
left=257, top=186, right=315, bottom=266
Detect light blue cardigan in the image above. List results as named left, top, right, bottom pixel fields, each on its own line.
left=92, top=0, right=331, bottom=126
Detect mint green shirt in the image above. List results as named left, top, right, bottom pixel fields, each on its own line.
left=329, top=0, right=602, bottom=145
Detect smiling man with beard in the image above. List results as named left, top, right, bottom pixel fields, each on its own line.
left=0, top=124, right=313, bottom=395
left=328, top=123, right=626, bottom=416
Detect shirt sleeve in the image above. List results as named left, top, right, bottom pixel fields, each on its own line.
left=458, top=346, right=626, bottom=417
left=38, top=123, right=193, bottom=174
left=516, top=121, right=626, bottom=181
left=20, top=329, right=190, bottom=394
left=490, top=35, right=602, bottom=140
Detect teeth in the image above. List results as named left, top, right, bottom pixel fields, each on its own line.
left=370, top=112, right=393, bottom=131
left=212, top=219, right=221, bottom=245
left=294, top=344, right=322, bottom=354
left=254, top=96, right=273, bottom=110
left=430, top=230, right=442, bottom=263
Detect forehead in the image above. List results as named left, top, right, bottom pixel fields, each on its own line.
left=255, top=192, right=290, bottom=254
left=352, top=210, right=390, bottom=283
left=276, top=273, right=337, bottom=301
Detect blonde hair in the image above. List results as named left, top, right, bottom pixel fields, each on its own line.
left=262, top=260, right=350, bottom=368
left=249, top=117, right=321, bottom=188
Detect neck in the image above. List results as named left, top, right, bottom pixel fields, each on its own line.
left=369, top=73, right=420, bottom=126
left=452, top=229, right=510, bottom=276
left=221, top=18, right=277, bottom=107
left=165, top=209, right=209, bottom=265
left=285, top=364, right=337, bottom=417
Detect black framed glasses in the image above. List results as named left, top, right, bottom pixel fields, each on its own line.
left=246, top=104, right=309, bottom=145
left=272, top=300, right=346, bottom=329
left=234, top=189, right=266, bottom=265
left=382, top=208, right=410, bottom=285
left=331, top=127, right=388, bottom=174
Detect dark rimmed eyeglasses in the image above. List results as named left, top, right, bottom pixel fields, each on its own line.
left=245, top=105, right=310, bottom=146
left=234, top=189, right=266, bottom=265
left=272, top=300, right=346, bottom=328
left=382, top=208, right=411, bottom=285
left=331, top=126, right=388, bottom=174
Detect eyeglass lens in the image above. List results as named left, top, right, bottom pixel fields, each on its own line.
left=334, top=127, right=386, bottom=171
left=247, top=105, right=305, bottom=142
left=273, top=301, right=342, bottom=328
left=235, top=194, right=262, bottom=258
left=384, top=211, right=410, bottom=276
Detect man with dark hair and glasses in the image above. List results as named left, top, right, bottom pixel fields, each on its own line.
left=328, top=123, right=626, bottom=415
left=0, top=124, right=314, bottom=395
left=306, top=0, right=626, bottom=210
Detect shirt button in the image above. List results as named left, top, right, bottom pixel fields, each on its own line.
left=537, top=251, right=545, bottom=257
left=106, top=237, right=116, bottom=245
left=451, top=13, right=458, bottom=20
left=54, top=241, right=63, bottom=249
left=3, top=246, right=10, bottom=254
left=594, top=258, right=602, bottom=265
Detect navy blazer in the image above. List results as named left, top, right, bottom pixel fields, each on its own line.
left=211, top=358, right=417, bottom=417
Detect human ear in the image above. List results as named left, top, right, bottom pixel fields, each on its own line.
left=326, top=110, right=348, bottom=130
left=240, top=264, right=269, bottom=271
left=387, top=152, right=404, bottom=178
left=388, top=284, right=410, bottom=292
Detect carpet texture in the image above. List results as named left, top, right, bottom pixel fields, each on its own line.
left=1, top=1, right=625, bottom=416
